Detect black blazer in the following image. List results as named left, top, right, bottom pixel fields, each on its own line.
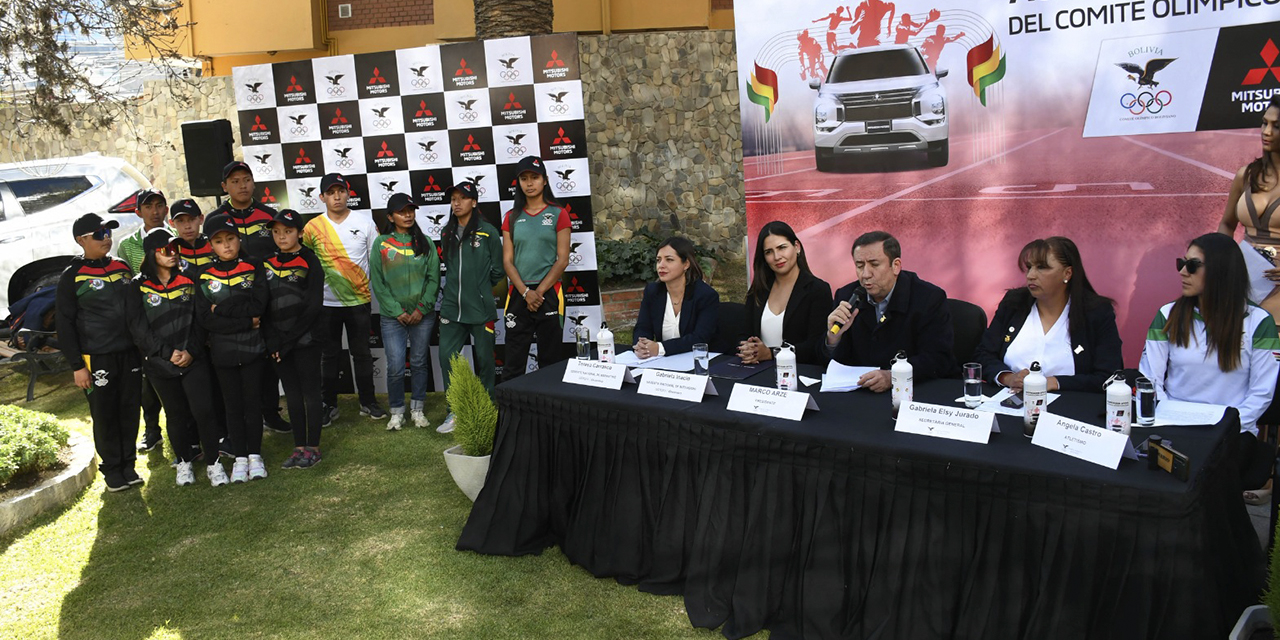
left=742, top=271, right=833, bottom=365
left=633, top=279, right=720, bottom=356
left=973, top=288, right=1123, bottom=392
left=827, top=270, right=956, bottom=381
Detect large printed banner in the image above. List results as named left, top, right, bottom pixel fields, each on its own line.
left=232, top=33, right=600, bottom=388
left=736, top=2, right=1280, bottom=364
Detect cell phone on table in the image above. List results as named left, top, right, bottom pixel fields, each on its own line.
left=1001, top=393, right=1024, bottom=409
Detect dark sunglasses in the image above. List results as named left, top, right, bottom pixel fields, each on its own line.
left=1176, top=258, right=1203, bottom=274
left=155, top=241, right=181, bottom=257
left=78, top=227, right=112, bottom=241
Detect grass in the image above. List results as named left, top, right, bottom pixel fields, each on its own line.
left=0, top=366, right=762, bottom=640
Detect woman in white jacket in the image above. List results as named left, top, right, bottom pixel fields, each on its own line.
left=1140, top=233, right=1280, bottom=504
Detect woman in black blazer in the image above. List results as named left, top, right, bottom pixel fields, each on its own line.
left=738, top=221, right=833, bottom=365
left=633, top=237, right=719, bottom=358
left=974, top=236, right=1123, bottom=392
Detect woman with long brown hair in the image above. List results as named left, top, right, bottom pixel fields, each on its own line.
left=738, top=221, right=832, bottom=365
left=1218, top=95, right=1280, bottom=320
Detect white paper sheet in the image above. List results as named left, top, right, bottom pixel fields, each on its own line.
left=615, top=350, right=720, bottom=372
left=799, top=375, right=821, bottom=388
left=977, top=387, right=1061, bottom=417
left=819, top=362, right=879, bottom=393
left=1151, top=399, right=1228, bottom=426
left=1240, top=239, right=1277, bottom=304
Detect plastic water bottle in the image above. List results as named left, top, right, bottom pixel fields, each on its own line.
left=1106, top=375, right=1132, bottom=434
left=597, top=321, right=614, bottom=364
left=775, top=342, right=796, bottom=391
left=1023, top=361, right=1047, bottom=438
left=891, top=351, right=913, bottom=419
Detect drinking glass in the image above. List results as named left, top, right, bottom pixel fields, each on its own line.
left=962, top=362, right=983, bottom=408
left=692, top=343, right=710, bottom=374
left=1136, top=377, right=1156, bottom=426
left=576, top=325, right=591, bottom=360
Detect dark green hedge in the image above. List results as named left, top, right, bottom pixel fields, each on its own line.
left=0, top=405, right=70, bottom=486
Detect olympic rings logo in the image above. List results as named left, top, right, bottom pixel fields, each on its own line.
left=300, top=197, right=318, bottom=208
left=411, top=78, right=430, bottom=89
left=327, top=86, right=346, bottom=96
left=257, top=165, right=274, bottom=175
left=475, top=185, right=487, bottom=197
left=246, top=93, right=264, bottom=105
left=290, top=126, right=309, bottom=135
left=458, top=111, right=479, bottom=123
left=419, top=152, right=438, bottom=162
left=499, top=69, right=521, bottom=81
left=568, top=252, right=583, bottom=266
left=373, top=119, right=391, bottom=129
left=1120, top=90, right=1172, bottom=115
left=507, top=145, right=526, bottom=156
left=557, top=180, right=576, bottom=191
left=547, top=103, right=570, bottom=115
left=335, top=158, right=355, bottom=169
left=427, top=223, right=443, bottom=236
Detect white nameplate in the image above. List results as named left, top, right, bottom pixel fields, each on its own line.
left=726, top=384, right=819, bottom=422
left=895, top=401, right=999, bottom=444
left=1031, top=412, right=1139, bottom=469
left=562, top=359, right=635, bottom=390
left=637, top=369, right=718, bottom=403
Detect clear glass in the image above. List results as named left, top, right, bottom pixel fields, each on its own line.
left=1136, top=377, right=1156, bottom=426
left=962, top=362, right=982, bottom=408
left=576, top=325, right=591, bottom=360
left=692, top=343, right=710, bottom=375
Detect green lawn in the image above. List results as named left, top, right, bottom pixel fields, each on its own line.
left=0, top=366, right=762, bottom=640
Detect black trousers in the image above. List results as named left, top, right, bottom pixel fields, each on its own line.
left=214, top=359, right=265, bottom=458
left=320, top=304, right=376, bottom=407
left=278, top=344, right=323, bottom=448
left=147, top=362, right=221, bottom=464
left=140, top=374, right=163, bottom=438
left=502, top=286, right=565, bottom=381
left=82, top=351, right=142, bottom=480
left=1236, top=430, right=1276, bottom=490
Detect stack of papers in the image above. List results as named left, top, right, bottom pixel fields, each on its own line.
left=978, top=387, right=1060, bottom=417
left=819, top=362, right=879, bottom=393
left=614, top=350, right=721, bottom=372
left=1150, top=399, right=1228, bottom=426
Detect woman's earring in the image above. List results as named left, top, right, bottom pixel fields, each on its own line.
left=1063, top=279, right=1069, bottom=284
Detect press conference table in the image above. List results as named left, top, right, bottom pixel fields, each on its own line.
left=457, top=360, right=1264, bottom=639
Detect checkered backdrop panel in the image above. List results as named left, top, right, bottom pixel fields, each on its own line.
left=233, top=33, right=599, bottom=390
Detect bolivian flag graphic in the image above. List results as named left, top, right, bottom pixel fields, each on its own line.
left=747, top=63, right=779, bottom=122
left=966, top=35, right=1007, bottom=106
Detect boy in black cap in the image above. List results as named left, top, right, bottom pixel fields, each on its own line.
left=263, top=209, right=326, bottom=468
left=56, top=213, right=147, bottom=492
left=169, top=198, right=215, bottom=270
left=115, top=188, right=167, bottom=452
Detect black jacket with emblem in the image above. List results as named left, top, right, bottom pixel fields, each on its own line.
left=55, top=256, right=148, bottom=370
left=262, top=247, right=324, bottom=357
left=195, top=257, right=268, bottom=367
left=132, top=270, right=206, bottom=378
left=212, top=201, right=279, bottom=263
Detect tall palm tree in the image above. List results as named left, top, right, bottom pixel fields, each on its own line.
left=474, top=0, right=553, bottom=39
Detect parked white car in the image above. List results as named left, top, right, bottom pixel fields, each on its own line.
left=0, top=154, right=149, bottom=309
left=809, top=45, right=950, bottom=170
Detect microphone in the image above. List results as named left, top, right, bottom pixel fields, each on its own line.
left=829, top=285, right=867, bottom=334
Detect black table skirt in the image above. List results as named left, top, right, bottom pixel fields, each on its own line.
left=458, top=362, right=1264, bottom=639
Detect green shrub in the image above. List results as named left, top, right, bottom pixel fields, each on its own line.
left=0, top=405, right=70, bottom=486
left=596, top=229, right=720, bottom=287
left=445, top=353, right=498, bottom=457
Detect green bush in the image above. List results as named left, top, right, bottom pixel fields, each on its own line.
left=596, top=229, right=719, bottom=286
left=0, top=405, right=70, bottom=486
left=445, top=353, right=498, bottom=457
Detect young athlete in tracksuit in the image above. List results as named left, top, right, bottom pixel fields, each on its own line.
left=263, top=209, right=326, bottom=469
left=436, top=182, right=505, bottom=433
left=197, top=213, right=270, bottom=483
left=116, top=189, right=167, bottom=454
left=55, top=213, right=146, bottom=492
left=131, top=226, right=230, bottom=487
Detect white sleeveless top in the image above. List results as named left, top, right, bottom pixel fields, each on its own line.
left=760, top=304, right=785, bottom=348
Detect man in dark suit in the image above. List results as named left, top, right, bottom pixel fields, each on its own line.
left=824, top=231, right=955, bottom=391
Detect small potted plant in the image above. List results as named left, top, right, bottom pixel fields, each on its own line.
left=442, top=353, right=497, bottom=502
left=1230, top=517, right=1280, bottom=639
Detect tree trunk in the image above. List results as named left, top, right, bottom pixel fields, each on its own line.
left=474, top=0, right=554, bottom=40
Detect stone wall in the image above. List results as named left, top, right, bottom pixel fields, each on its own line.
left=579, top=31, right=744, bottom=261
left=0, top=31, right=746, bottom=261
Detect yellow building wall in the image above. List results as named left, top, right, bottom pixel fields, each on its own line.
left=206, top=25, right=441, bottom=76
left=189, top=0, right=325, bottom=56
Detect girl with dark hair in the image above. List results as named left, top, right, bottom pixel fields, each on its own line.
left=633, top=236, right=720, bottom=358
left=1218, top=95, right=1280, bottom=319
left=738, top=221, right=832, bottom=365
left=1140, top=233, right=1280, bottom=503
left=974, top=236, right=1123, bottom=392
left=436, top=182, right=505, bottom=434
left=370, top=193, right=440, bottom=431
left=500, top=156, right=571, bottom=380
left=132, top=228, right=229, bottom=486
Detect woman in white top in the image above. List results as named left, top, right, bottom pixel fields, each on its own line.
left=633, top=237, right=719, bottom=358
left=738, top=221, right=833, bottom=365
left=1139, top=232, right=1280, bottom=503
left=974, top=237, right=1123, bottom=392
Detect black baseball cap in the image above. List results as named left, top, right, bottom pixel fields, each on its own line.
left=203, top=213, right=238, bottom=238
left=137, top=189, right=166, bottom=207
left=222, top=161, right=253, bottom=181
left=270, top=209, right=304, bottom=230
left=169, top=198, right=202, bottom=219
left=445, top=182, right=479, bottom=201
left=320, top=173, right=349, bottom=192
left=514, top=155, right=547, bottom=178
left=142, top=227, right=177, bottom=253
left=384, top=193, right=418, bottom=214
left=72, top=213, right=120, bottom=238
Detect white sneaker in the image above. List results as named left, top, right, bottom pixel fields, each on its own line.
left=207, top=462, right=229, bottom=486
left=412, top=410, right=430, bottom=429
left=436, top=412, right=455, bottom=434
left=231, top=457, right=249, bottom=483
left=247, top=454, right=268, bottom=480
left=387, top=413, right=405, bottom=431
left=175, top=462, right=195, bottom=486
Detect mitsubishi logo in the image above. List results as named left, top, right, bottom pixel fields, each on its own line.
left=874, top=93, right=881, bottom=101
left=1244, top=39, right=1280, bottom=85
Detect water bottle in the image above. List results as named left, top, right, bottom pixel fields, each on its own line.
left=1023, top=361, right=1047, bottom=438
left=1106, top=375, right=1132, bottom=434
left=775, top=342, right=797, bottom=391
left=891, top=351, right=913, bottom=419
left=597, top=321, right=614, bottom=364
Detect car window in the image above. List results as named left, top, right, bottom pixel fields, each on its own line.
left=828, top=50, right=928, bottom=83
left=8, top=176, right=93, bottom=215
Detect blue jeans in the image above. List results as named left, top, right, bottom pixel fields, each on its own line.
left=380, top=313, right=436, bottom=412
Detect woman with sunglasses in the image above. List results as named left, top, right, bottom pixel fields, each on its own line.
left=132, top=228, right=229, bottom=486
left=973, top=237, right=1122, bottom=392
left=1217, top=95, right=1280, bottom=320
left=1140, top=233, right=1280, bottom=504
